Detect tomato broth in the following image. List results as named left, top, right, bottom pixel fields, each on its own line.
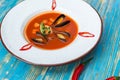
left=24, top=11, right=78, bottom=50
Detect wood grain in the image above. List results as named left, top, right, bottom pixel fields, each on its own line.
left=0, top=0, right=120, bottom=80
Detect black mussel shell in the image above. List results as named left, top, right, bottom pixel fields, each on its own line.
left=55, top=20, right=70, bottom=28
left=56, top=31, right=71, bottom=42
left=32, top=38, right=46, bottom=44
left=36, top=32, right=48, bottom=41
left=56, top=33, right=67, bottom=42
left=59, top=31, right=71, bottom=37
left=55, top=31, right=71, bottom=37
left=52, top=14, right=65, bottom=25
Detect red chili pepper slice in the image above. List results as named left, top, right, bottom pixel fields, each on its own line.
left=20, top=43, right=32, bottom=51
left=72, top=57, right=93, bottom=80
left=52, top=0, right=56, bottom=10
left=78, top=32, right=95, bottom=38
left=106, top=76, right=120, bottom=80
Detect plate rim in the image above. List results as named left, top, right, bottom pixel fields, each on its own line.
left=0, top=0, right=103, bottom=66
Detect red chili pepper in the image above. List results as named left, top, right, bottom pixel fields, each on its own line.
left=20, top=43, right=33, bottom=51
left=78, top=32, right=95, bottom=38
left=72, top=57, right=93, bottom=80
left=52, top=0, right=56, bottom=10
left=106, top=76, right=120, bottom=80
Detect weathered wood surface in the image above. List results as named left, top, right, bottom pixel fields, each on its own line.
left=0, top=0, right=120, bottom=80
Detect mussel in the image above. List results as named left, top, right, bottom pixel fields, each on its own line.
left=57, top=34, right=67, bottom=42
left=56, top=31, right=71, bottom=42
left=55, top=20, right=70, bottom=27
left=32, top=32, right=48, bottom=44
left=36, top=32, right=48, bottom=41
left=36, top=32, right=43, bottom=37
left=60, top=31, right=71, bottom=37
left=51, top=14, right=70, bottom=28
left=32, top=38, right=47, bottom=44
left=52, top=14, right=65, bottom=25
left=55, top=31, right=71, bottom=37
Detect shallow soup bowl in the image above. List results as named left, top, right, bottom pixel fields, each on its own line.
left=1, top=0, right=102, bottom=66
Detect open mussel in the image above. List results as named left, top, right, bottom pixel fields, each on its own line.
left=52, top=14, right=65, bottom=25
left=36, top=32, right=43, bottom=36
left=56, top=31, right=71, bottom=42
left=32, top=38, right=47, bottom=45
left=32, top=32, right=48, bottom=44
left=55, top=20, right=70, bottom=27
left=36, top=32, right=48, bottom=41
left=60, top=31, right=71, bottom=37
left=57, top=34, right=66, bottom=42
left=55, top=31, right=71, bottom=37
left=51, top=14, right=70, bottom=28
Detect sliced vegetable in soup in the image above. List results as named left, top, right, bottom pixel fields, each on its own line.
left=24, top=11, right=78, bottom=50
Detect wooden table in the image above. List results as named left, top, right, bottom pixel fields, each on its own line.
left=0, top=0, right=120, bottom=80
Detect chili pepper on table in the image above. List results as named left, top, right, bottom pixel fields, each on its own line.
left=106, top=76, right=120, bottom=80
left=72, top=57, right=93, bottom=80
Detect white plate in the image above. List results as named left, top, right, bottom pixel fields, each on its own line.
left=1, top=0, right=102, bottom=66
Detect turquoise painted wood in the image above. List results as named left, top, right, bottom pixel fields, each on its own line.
left=0, top=0, right=120, bottom=80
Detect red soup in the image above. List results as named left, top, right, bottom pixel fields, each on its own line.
left=24, top=11, right=78, bottom=50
